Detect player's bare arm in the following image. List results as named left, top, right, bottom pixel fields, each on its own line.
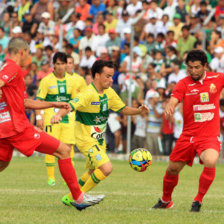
left=24, top=99, right=70, bottom=110
left=51, top=105, right=73, bottom=124
left=164, top=97, right=179, bottom=119
left=120, top=104, right=149, bottom=115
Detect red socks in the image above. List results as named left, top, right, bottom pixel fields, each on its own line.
left=194, top=167, right=216, bottom=202
left=162, top=171, right=179, bottom=202
left=58, top=158, right=82, bottom=201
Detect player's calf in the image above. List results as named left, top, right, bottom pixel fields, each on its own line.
left=53, top=142, right=71, bottom=159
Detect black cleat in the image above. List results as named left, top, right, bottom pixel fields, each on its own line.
left=190, top=201, right=202, bottom=212
left=152, top=198, right=174, bottom=209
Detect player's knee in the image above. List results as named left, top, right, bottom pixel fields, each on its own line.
left=203, top=158, right=217, bottom=168
left=166, top=167, right=179, bottom=175
left=56, top=143, right=71, bottom=159
left=100, top=162, right=113, bottom=176
left=0, top=161, right=10, bottom=172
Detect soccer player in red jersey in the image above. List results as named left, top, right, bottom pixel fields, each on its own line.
left=0, top=37, right=104, bottom=211
left=153, top=49, right=224, bottom=212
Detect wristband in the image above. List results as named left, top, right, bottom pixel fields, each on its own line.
left=36, top=115, right=42, bottom=121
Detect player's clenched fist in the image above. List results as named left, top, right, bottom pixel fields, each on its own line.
left=53, top=102, right=70, bottom=110
left=51, top=115, right=62, bottom=124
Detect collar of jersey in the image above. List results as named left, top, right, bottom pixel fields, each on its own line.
left=91, top=82, right=105, bottom=96
left=52, top=71, right=66, bottom=80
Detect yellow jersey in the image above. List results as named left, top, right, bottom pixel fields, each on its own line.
left=71, top=72, right=87, bottom=92
left=37, top=72, right=78, bottom=124
left=69, top=83, right=126, bottom=149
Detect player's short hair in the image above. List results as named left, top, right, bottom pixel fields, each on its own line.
left=91, top=60, right=115, bottom=78
left=185, top=50, right=208, bottom=66
left=8, top=37, right=29, bottom=54
left=53, top=52, right=67, bottom=64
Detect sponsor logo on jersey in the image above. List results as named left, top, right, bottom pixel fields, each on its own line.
left=188, top=83, right=196, bottom=86
left=207, top=75, right=219, bottom=79
left=209, top=83, right=217, bottom=93
left=186, top=93, right=198, bottom=96
left=194, top=112, right=214, bottom=122
left=91, top=102, right=100, bottom=105
left=193, top=104, right=215, bottom=111
left=0, top=102, right=7, bottom=111
left=91, top=124, right=107, bottom=140
left=0, top=111, right=11, bottom=123
left=49, top=85, right=57, bottom=89
left=191, top=89, right=199, bottom=93
left=200, top=92, right=209, bottom=102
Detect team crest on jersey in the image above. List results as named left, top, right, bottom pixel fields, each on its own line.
left=209, top=83, right=217, bottom=93
left=200, top=92, right=209, bottom=102
left=72, top=98, right=79, bottom=103
left=95, top=154, right=102, bottom=161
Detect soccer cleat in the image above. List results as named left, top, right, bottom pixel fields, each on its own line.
left=72, top=194, right=105, bottom=211
left=62, top=194, right=74, bottom=207
left=152, top=198, right=174, bottom=209
left=190, top=201, right=202, bottom=212
left=48, top=178, right=55, bottom=186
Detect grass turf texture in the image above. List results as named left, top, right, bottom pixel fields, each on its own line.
left=0, top=157, right=224, bottom=224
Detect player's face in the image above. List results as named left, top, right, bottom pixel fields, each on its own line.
left=66, top=58, right=74, bottom=73
left=54, top=59, right=66, bottom=75
left=99, top=66, right=114, bottom=89
left=187, top=60, right=206, bottom=81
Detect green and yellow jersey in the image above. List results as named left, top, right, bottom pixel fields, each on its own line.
left=71, top=72, right=87, bottom=92
left=69, top=83, right=126, bottom=149
left=36, top=72, right=78, bottom=125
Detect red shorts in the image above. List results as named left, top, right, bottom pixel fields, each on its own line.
left=170, top=135, right=221, bottom=167
left=0, top=125, right=60, bottom=162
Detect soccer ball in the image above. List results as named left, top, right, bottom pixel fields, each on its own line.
left=129, top=148, right=152, bottom=172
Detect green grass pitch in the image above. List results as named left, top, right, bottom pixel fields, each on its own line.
left=1, top=157, right=224, bottom=224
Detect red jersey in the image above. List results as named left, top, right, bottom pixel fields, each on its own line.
left=0, top=59, right=30, bottom=138
left=172, top=72, right=224, bottom=137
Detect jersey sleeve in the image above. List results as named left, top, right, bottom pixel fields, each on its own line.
left=69, top=90, right=91, bottom=111
left=109, top=88, right=126, bottom=112
left=171, top=79, right=186, bottom=102
left=36, top=78, right=48, bottom=100
left=0, top=62, right=19, bottom=85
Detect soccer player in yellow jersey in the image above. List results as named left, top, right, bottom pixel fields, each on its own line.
left=66, top=55, right=87, bottom=92
left=36, top=52, right=78, bottom=186
left=51, top=60, right=149, bottom=206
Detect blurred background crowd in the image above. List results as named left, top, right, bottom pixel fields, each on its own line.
left=1, top=0, right=224, bottom=156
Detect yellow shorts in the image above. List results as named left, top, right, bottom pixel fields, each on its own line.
left=78, top=143, right=110, bottom=170
left=44, top=122, right=75, bottom=145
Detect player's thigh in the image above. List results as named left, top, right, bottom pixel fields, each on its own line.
left=80, top=143, right=110, bottom=170
left=197, top=138, right=220, bottom=167
left=59, top=123, right=75, bottom=145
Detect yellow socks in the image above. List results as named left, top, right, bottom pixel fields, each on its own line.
left=45, top=154, right=56, bottom=181
left=81, top=169, right=106, bottom=193
left=67, top=171, right=91, bottom=200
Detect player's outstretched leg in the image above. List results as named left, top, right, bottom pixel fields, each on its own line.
left=153, top=161, right=186, bottom=209
left=36, top=138, right=105, bottom=211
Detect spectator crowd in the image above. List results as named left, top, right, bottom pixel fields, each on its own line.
left=1, top=0, right=224, bottom=156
